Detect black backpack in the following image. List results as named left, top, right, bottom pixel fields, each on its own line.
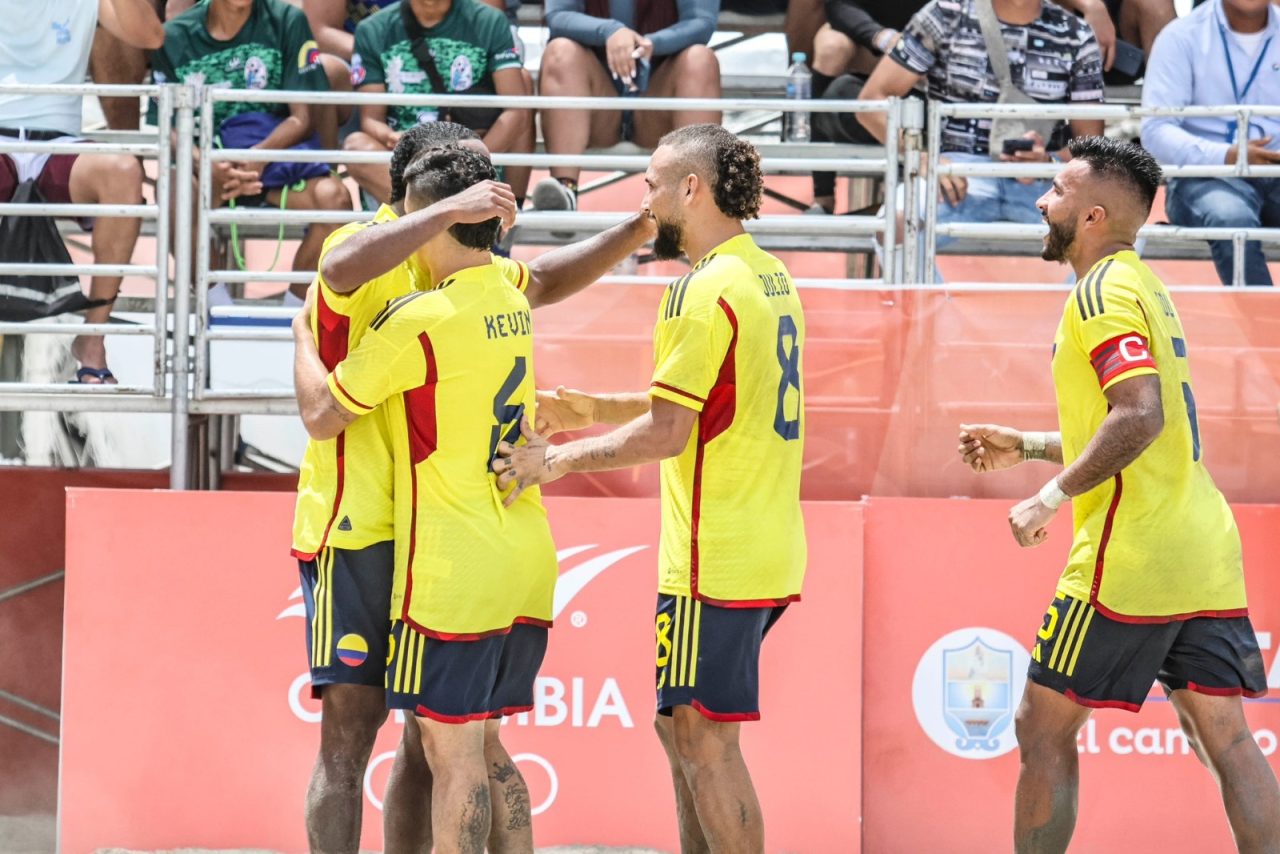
left=0, top=179, right=106, bottom=321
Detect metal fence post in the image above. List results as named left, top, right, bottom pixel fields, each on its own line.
left=897, top=98, right=926, bottom=286
left=170, top=84, right=196, bottom=490
left=922, top=100, right=943, bottom=285
left=153, top=86, right=173, bottom=396
left=882, top=98, right=900, bottom=285
left=194, top=92, right=215, bottom=400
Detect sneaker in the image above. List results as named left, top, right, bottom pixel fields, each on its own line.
left=532, top=178, right=577, bottom=212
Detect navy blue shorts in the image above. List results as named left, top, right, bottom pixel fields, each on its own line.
left=1028, top=593, right=1268, bottom=712
left=655, top=594, right=788, bottom=722
left=298, top=542, right=394, bottom=699
left=386, top=621, right=548, bottom=723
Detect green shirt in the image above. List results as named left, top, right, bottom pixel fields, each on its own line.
left=151, top=0, right=328, bottom=129
left=351, top=0, right=521, bottom=131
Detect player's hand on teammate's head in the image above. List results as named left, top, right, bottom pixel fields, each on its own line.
left=958, top=424, right=1024, bottom=473
left=534, top=386, right=595, bottom=436
left=1008, top=494, right=1055, bottom=548
left=443, top=179, right=518, bottom=230
left=493, top=416, right=556, bottom=508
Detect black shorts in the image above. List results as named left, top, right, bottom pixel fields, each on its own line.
left=1027, top=593, right=1268, bottom=712
left=386, top=621, right=548, bottom=723
left=298, top=542, right=394, bottom=699
left=655, top=594, right=787, bottom=722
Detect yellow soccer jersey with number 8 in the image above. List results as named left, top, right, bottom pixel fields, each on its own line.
left=1050, top=250, right=1246, bottom=621
left=649, top=234, right=807, bottom=606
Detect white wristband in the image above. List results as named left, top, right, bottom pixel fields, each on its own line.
left=1021, top=431, right=1047, bottom=461
left=1038, top=477, right=1070, bottom=510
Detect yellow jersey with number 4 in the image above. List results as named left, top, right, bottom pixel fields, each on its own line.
left=291, top=204, right=528, bottom=559
left=649, top=233, right=807, bottom=606
left=1050, top=250, right=1246, bottom=622
left=327, top=261, right=556, bottom=637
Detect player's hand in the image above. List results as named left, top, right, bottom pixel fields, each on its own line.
left=292, top=281, right=317, bottom=336
left=441, top=179, right=518, bottom=230
left=958, top=424, right=1025, bottom=473
left=1008, top=494, right=1056, bottom=548
left=606, top=26, right=644, bottom=86
left=535, top=386, right=596, bottom=436
left=937, top=155, right=967, bottom=207
left=634, top=207, right=658, bottom=243
left=493, top=417, right=562, bottom=507
left=1079, top=0, right=1116, bottom=71
left=1225, top=136, right=1280, bottom=165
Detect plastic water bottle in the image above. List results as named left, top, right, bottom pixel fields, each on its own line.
left=784, top=52, right=811, bottom=143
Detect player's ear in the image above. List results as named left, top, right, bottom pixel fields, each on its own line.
left=683, top=174, right=697, bottom=204
left=1086, top=204, right=1107, bottom=226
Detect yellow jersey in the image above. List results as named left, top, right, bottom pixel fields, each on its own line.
left=1050, top=250, right=1246, bottom=622
left=327, top=260, right=557, bottom=637
left=649, top=233, right=807, bottom=606
left=291, top=205, right=528, bottom=559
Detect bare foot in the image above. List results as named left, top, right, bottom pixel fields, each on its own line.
left=70, top=335, right=117, bottom=385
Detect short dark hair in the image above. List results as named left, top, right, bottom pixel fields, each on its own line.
left=388, top=121, right=479, bottom=205
left=403, top=147, right=499, bottom=250
left=1067, top=136, right=1163, bottom=214
left=658, top=124, right=763, bottom=221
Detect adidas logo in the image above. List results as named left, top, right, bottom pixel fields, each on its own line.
left=337, top=516, right=353, bottom=532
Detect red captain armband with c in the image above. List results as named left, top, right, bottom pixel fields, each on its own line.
left=1090, top=333, right=1157, bottom=387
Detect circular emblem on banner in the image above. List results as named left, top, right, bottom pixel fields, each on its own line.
left=337, top=633, right=369, bottom=667
left=912, top=627, right=1030, bottom=759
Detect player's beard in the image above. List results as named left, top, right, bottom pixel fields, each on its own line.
left=1042, top=217, right=1076, bottom=263
left=653, top=219, right=684, bottom=261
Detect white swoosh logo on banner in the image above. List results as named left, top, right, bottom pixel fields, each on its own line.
left=277, top=585, right=305, bottom=620
left=552, top=546, right=648, bottom=619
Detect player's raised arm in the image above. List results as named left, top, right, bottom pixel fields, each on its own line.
left=523, top=212, right=657, bottom=308
left=320, top=180, right=517, bottom=292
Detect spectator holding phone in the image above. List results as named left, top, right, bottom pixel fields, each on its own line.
left=532, top=0, right=722, bottom=211
left=1142, top=0, right=1280, bottom=286
left=856, top=0, right=1104, bottom=254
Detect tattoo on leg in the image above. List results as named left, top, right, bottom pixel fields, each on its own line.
left=490, top=760, right=517, bottom=784
left=504, top=783, right=532, bottom=830
left=461, top=783, right=491, bottom=852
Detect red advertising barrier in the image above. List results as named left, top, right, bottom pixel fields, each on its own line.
left=861, top=497, right=1280, bottom=854
left=60, top=491, right=862, bottom=853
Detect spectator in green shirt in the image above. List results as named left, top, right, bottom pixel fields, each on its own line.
left=151, top=0, right=354, bottom=298
left=342, top=0, right=534, bottom=207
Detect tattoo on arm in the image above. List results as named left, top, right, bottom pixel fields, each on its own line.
left=1058, top=381, right=1162, bottom=496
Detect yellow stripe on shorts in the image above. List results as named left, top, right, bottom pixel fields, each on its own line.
left=1049, top=600, right=1083, bottom=672
left=1064, top=606, right=1096, bottom=677
left=412, top=631, right=425, bottom=695
left=689, top=600, right=702, bottom=687
left=395, top=623, right=411, bottom=694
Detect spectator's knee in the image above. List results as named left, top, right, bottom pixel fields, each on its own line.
left=813, top=24, right=854, bottom=74
left=520, top=68, right=534, bottom=96
left=674, top=45, right=721, bottom=92
left=96, top=153, right=144, bottom=200
left=315, top=176, right=354, bottom=211
left=320, top=53, right=351, bottom=91
left=540, top=37, right=588, bottom=78
left=343, top=131, right=380, bottom=153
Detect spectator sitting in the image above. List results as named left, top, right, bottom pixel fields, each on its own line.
left=856, top=0, right=1104, bottom=267
left=91, top=0, right=195, bottom=131
left=342, top=0, right=534, bottom=208
left=151, top=0, right=354, bottom=301
left=0, top=0, right=163, bottom=384
left=1141, top=0, right=1279, bottom=286
left=531, top=0, right=722, bottom=211
left=718, top=0, right=827, bottom=67
left=302, top=0, right=400, bottom=149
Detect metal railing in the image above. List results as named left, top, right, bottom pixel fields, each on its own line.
left=922, top=102, right=1280, bottom=285
left=3, top=84, right=1278, bottom=488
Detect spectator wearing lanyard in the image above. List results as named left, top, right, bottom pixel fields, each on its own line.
left=1142, top=0, right=1280, bottom=286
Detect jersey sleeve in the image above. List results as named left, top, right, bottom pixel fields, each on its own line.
left=328, top=299, right=431, bottom=415
left=1070, top=263, right=1158, bottom=391
left=889, top=0, right=945, bottom=75
left=281, top=5, right=329, bottom=91
left=352, top=16, right=386, bottom=88
left=492, top=254, right=530, bottom=293
left=483, top=9, right=523, bottom=75
left=649, top=275, right=735, bottom=412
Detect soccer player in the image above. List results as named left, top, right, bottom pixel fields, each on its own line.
left=494, top=124, right=807, bottom=853
left=956, top=137, right=1278, bottom=852
left=295, top=147, right=556, bottom=854
left=291, top=122, right=653, bottom=852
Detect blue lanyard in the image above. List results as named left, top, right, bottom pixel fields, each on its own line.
left=1218, top=22, right=1269, bottom=103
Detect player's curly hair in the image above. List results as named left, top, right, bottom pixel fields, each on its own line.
left=1068, top=136, right=1163, bottom=214
left=388, top=121, right=479, bottom=206
left=659, top=124, right=763, bottom=221
left=403, top=147, right=500, bottom=250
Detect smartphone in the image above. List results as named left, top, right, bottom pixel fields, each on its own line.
left=1002, top=138, right=1035, bottom=155
left=1110, top=39, right=1144, bottom=79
